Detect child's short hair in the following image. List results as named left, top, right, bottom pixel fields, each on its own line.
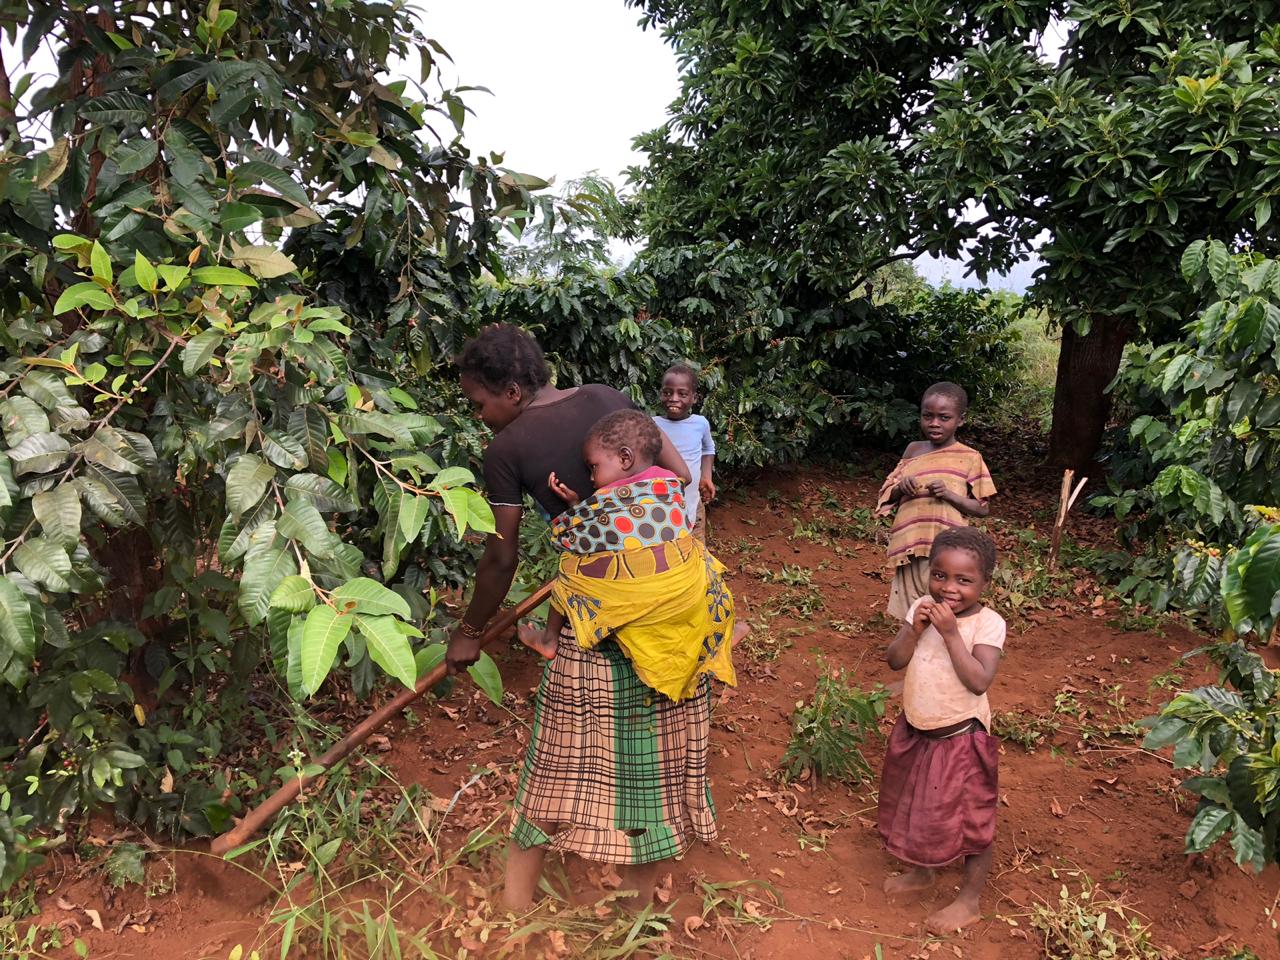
left=663, top=362, right=700, bottom=391
left=922, top=381, right=968, bottom=414
left=587, top=409, right=664, bottom=463
left=930, top=528, right=997, bottom=578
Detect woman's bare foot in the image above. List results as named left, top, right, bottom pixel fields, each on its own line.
left=926, top=895, right=981, bottom=935
left=884, top=867, right=935, bottom=897
left=732, top=620, right=751, bottom=645
left=517, top=623, right=558, bottom=660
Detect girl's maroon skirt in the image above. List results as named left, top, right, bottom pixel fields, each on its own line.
left=877, top=715, right=999, bottom=868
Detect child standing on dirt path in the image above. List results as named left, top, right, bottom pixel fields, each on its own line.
left=653, top=363, right=716, bottom=541
left=875, top=382, right=995, bottom=620
left=878, top=527, right=1005, bottom=935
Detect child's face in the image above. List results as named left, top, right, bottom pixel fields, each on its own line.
left=660, top=372, right=697, bottom=420
left=927, top=547, right=986, bottom=615
left=584, top=438, right=635, bottom=490
left=920, top=393, right=964, bottom=446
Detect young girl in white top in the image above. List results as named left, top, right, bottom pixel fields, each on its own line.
left=877, top=527, right=1005, bottom=935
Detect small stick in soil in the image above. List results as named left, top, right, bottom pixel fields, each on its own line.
left=1048, top=469, right=1089, bottom=572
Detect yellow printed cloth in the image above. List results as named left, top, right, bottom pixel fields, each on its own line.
left=550, top=480, right=736, bottom=702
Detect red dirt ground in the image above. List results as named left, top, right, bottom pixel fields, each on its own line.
left=24, top=461, right=1280, bottom=959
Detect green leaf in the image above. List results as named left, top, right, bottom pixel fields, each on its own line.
left=133, top=252, right=159, bottom=293
left=330, top=577, right=411, bottom=618
left=262, top=431, right=308, bottom=471
left=32, top=485, right=81, bottom=547
left=237, top=544, right=297, bottom=627
left=90, top=241, right=113, bottom=285
left=284, top=473, right=357, bottom=512
left=355, top=615, right=417, bottom=688
left=415, top=642, right=446, bottom=679
left=53, top=282, right=114, bottom=315
left=182, top=329, right=223, bottom=376
left=0, top=397, right=51, bottom=446
left=1240, top=529, right=1280, bottom=626
left=397, top=494, right=430, bottom=544
left=112, top=139, right=159, bottom=176
left=79, top=466, right=146, bottom=525
left=467, top=652, right=504, bottom=706
left=229, top=244, right=298, bottom=280
left=79, top=425, right=150, bottom=475
left=226, top=454, right=275, bottom=519
left=269, top=575, right=316, bottom=613
left=438, top=487, right=496, bottom=538
left=0, top=576, right=36, bottom=661
left=8, top=432, right=71, bottom=476
left=299, top=605, right=354, bottom=695
left=220, top=202, right=263, bottom=232
left=191, top=266, right=258, bottom=288
left=13, top=537, right=72, bottom=591
left=288, top=406, right=330, bottom=471
left=428, top=466, right=475, bottom=490
left=1185, top=804, right=1232, bottom=853
left=276, top=499, right=336, bottom=558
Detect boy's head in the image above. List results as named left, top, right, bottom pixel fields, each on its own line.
left=660, top=363, right=699, bottom=421
left=584, top=410, right=664, bottom=489
left=927, top=527, right=996, bottom=614
left=919, top=381, right=968, bottom=447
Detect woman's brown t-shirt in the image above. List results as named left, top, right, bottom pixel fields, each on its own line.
left=482, top=384, right=636, bottom=518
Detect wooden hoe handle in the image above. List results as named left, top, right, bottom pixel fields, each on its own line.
left=209, top=580, right=555, bottom=856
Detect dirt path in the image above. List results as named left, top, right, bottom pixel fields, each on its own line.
left=26, top=464, right=1280, bottom=959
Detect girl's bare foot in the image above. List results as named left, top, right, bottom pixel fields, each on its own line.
left=517, top=623, right=558, bottom=660
left=926, top=894, right=981, bottom=935
left=884, top=867, right=935, bottom=897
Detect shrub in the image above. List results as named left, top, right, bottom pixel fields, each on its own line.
left=781, top=660, right=888, bottom=784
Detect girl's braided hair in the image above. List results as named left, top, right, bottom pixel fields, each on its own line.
left=930, top=527, right=997, bottom=578
left=586, top=409, right=664, bottom=463
left=456, top=324, right=550, bottom=394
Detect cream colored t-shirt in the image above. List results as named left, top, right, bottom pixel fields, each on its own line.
left=902, top=596, right=1006, bottom=732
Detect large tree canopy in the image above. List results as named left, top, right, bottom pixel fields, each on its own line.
left=627, top=0, right=1280, bottom=467
left=914, top=0, right=1280, bottom=465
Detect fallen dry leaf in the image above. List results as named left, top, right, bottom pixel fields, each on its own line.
left=83, top=908, right=104, bottom=932
left=601, top=866, right=623, bottom=890
left=546, top=929, right=570, bottom=957
left=1050, top=797, right=1065, bottom=818
left=160, top=766, right=174, bottom=794
left=56, top=897, right=76, bottom=912
left=655, top=872, right=674, bottom=904
left=683, top=915, right=706, bottom=939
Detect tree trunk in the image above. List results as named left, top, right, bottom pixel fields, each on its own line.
left=1046, top=321, right=1131, bottom=470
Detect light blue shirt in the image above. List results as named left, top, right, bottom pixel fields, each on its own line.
left=653, top=414, right=715, bottom=525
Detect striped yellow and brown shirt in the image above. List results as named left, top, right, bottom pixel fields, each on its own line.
left=875, top=442, right=996, bottom=569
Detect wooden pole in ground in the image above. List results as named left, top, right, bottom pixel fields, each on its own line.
left=209, top=580, right=555, bottom=856
left=1048, top=469, right=1088, bottom=572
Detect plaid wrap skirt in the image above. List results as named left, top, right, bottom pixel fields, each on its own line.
left=511, top=628, right=717, bottom=864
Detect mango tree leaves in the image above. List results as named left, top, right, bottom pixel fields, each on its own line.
left=467, top=652, right=504, bottom=706
left=275, top=499, right=337, bottom=558
left=226, top=454, right=275, bottom=519
left=0, top=397, right=50, bottom=446
left=354, top=614, right=416, bottom=689
left=8, top=432, right=70, bottom=476
left=237, top=542, right=296, bottom=626
left=330, top=577, right=411, bottom=618
left=269, top=575, right=317, bottom=613
left=229, top=244, right=297, bottom=280
left=32, top=485, right=81, bottom=547
left=13, top=538, right=73, bottom=591
left=0, top=577, right=36, bottom=662
left=181, top=329, right=224, bottom=376
left=298, top=604, right=354, bottom=695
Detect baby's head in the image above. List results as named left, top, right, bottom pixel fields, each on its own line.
left=584, top=409, right=664, bottom=489
left=919, top=381, right=968, bottom=446
left=927, top=527, right=996, bottom=615
left=660, top=363, right=699, bottom=421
